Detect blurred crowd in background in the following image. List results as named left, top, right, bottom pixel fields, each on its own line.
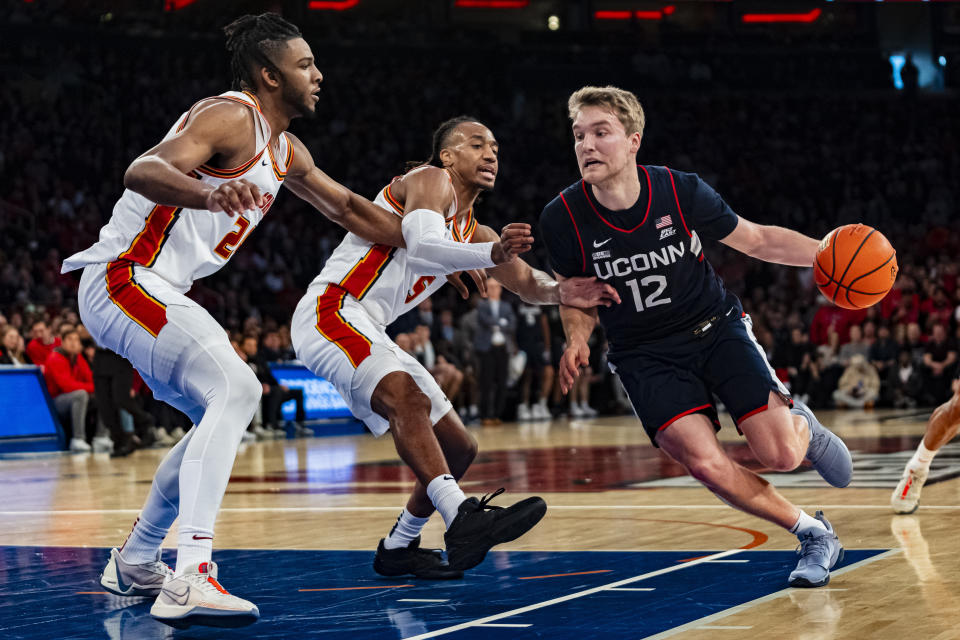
left=1, top=14, right=958, bottom=453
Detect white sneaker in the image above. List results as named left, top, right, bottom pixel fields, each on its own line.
left=100, top=547, right=173, bottom=597
left=69, top=438, right=92, bottom=453
left=151, top=561, right=259, bottom=629
left=241, top=430, right=256, bottom=444
left=170, top=427, right=187, bottom=441
left=153, top=427, right=174, bottom=446
left=532, top=403, right=552, bottom=421
left=580, top=404, right=598, bottom=418
left=252, top=426, right=271, bottom=441
left=294, top=423, right=314, bottom=437
left=569, top=403, right=585, bottom=418
left=517, top=404, right=532, bottom=421
left=891, top=467, right=928, bottom=514
left=92, top=436, right=114, bottom=454
left=269, top=427, right=286, bottom=439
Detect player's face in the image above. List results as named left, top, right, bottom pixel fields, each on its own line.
left=571, top=107, right=640, bottom=185
left=276, top=38, right=323, bottom=119
left=444, top=123, right=499, bottom=190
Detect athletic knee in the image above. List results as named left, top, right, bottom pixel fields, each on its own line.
left=758, top=449, right=803, bottom=472
left=376, top=374, right=432, bottom=421
left=224, top=366, right=262, bottom=411
left=683, top=454, right=732, bottom=485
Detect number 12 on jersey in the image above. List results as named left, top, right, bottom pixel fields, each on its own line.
left=625, top=275, right=671, bottom=312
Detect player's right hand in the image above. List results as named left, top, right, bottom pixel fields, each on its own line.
left=559, top=339, right=590, bottom=394
left=491, top=223, right=534, bottom=265
left=205, top=179, right=265, bottom=216
left=446, top=269, right=489, bottom=299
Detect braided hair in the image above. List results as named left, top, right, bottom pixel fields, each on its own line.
left=223, top=13, right=302, bottom=91
left=409, top=115, right=482, bottom=170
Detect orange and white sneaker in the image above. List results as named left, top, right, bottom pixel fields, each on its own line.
left=891, top=467, right=928, bottom=514
left=150, top=561, right=259, bottom=629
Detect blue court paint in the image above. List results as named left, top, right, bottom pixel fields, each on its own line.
left=0, top=546, right=886, bottom=639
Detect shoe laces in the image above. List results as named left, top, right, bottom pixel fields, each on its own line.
left=795, top=531, right=831, bottom=560
left=476, top=488, right=506, bottom=511
left=181, top=571, right=230, bottom=595
left=146, top=559, right=174, bottom=579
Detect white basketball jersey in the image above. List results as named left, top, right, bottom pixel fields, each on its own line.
left=310, top=167, right=477, bottom=326
left=62, top=91, right=292, bottom=291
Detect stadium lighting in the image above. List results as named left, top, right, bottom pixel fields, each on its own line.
left=455, top=0, right=529, bottom=7
left=307, top=0, right=360, bottom=9
left=548, top=15, right=560, bottom=31
left=939, top=56, right=947, bottom=67
left=742, top=8, right=822, bottom=24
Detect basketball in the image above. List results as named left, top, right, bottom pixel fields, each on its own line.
left=814, top=223, right=898, bottom=310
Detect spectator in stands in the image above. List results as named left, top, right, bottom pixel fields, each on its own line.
left=832, top=354, right=881, bottom=409
left=905, top=322, right=927, bottom=364
left=415, top=324, right=464, bottom=404
left=780, top=327, right=818, bottom=406
left=26, top=320, right=60, bottom=366
left=44, top=329, right=95, bottom=452
left=474, top=278, right=515, bottom=425
left=922, top=323, right=957, bottom=405
left=261, top=330, right=293, bottom=361
left=241, top=335, right=310, bottom=437
left=838, top=324, right=871, bottom=366
left=92, top=346, right=156, bottom=457
left=869, top=324, right=899, bottom=405
left=814, top=329, right=843, bottom=407
left=889, top=349, right=923, bottom=409
left=0, top=326, right=28, bottom=365
left=515, top=303, right=553, bottom=421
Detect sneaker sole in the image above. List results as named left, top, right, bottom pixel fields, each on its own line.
left=373, top=557, right=464, bottom=580
left=447, top=498, right=547, bottom=571
left=788, top=547, right=845, bottom=588
left=892, top=502, right=919, bottom=515
left=152, top=606, right=260, bottom=629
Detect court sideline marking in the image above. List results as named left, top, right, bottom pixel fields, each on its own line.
left=401, top=548, right=744, bottom=640
left=641, top=549, right=900, bottom=639
left=3, top=504, right=960, bottom=516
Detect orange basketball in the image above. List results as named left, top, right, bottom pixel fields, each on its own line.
left=814, top=224, right=898, bottom=310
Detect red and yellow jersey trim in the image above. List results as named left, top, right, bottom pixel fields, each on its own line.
left=118, top=205, right=182, bottom=268
left=314, top=284, right=372, bottom=368
left=338, top=244, right=396, bottom=300
left=105, top=261, right=168, bottom=339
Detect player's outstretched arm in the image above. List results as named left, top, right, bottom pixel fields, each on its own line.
left=284, top=134, right=405, bottom=247
left=471, top=224, right=620, bottom=307
left=399, top=168, right=523, bottom=275
left=124, top=100, right=265, bottom=216
left=720, top=217, right=819, bottom=267
left=558, top=296, right=597, bottom=394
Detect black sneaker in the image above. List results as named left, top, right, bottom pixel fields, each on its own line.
left=444, top=488, right=547, bottom=571
left=373, top=536, right=463, bottom=579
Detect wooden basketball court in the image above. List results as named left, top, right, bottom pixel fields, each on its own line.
left=2, top=409, right=958, bottom=639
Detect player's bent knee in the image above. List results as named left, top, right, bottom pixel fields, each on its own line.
left=760, top=449, right=803, bottom=472
left=224, top=366, right=263, bottom=412
left=684, top=455, right=732, bottom=485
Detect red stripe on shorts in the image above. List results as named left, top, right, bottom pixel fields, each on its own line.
left=314, top=284, right=372, bottom=368
left=105, top=261, right=168, bottom=338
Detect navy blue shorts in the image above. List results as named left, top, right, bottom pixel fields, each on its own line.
left=608, top=303, right=791, bottom=446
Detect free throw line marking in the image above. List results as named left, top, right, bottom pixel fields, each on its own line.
left=401, top=548, right=743, bottom=639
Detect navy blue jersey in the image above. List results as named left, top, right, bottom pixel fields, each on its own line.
left=540, top=165, right=739, bottom=353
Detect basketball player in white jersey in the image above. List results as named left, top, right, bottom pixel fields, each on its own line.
left=61, top=15, right=529, bottom=629
left=291, top=116, right=619, bottom=578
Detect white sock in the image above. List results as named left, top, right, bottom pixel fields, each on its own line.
left=175, top=526, right=213, bottom=575
left=790, top=510, right=827, bottom=536
left=383, top=508, right=431, bottom=550
left=908, top=441, right=937, bottom=473
left=426, top=475, right=467, bottom=528
left=119, top=517, right=167, bottom=564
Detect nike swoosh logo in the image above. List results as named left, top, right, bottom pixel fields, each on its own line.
left=725, top=307, right=735, bottom=317
left=261, top=160, right=268, bottom=167
left=114, top=564, right=133, bottom=593
left=162, top=584, right=190, bottom=606
left=593, top=239, right=612, bottom=248
left=192, top=535, right=213, bottom=540
left=442, top=475, right=454, bottom=481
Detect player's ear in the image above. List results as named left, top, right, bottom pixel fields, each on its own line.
left=260, top=65, right=281, bottom=90
left=629, top=132, right=642, bottom=154
left=438, top=147, right=454, bottom=168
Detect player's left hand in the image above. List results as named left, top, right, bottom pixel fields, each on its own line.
left=491, top=223, right=534, bottom=264
left=446, top=269, right=488, bottom=299
left=559, top=276, right=621, bottom=308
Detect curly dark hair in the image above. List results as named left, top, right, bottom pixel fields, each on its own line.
left=223, top=13, right=302, bottom=91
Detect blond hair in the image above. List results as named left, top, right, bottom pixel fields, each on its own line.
left=567, top=86, right=645, bottom=139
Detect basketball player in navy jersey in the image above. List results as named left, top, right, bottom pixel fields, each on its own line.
left=541, top=86, right=854, bottom=588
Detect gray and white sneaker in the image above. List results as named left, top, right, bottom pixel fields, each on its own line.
left=788, top=511, right=844, bottom=588
left=891, top=467, right=928, bottom=514
left=793, top=399, right=853, bottom=487
left=100, top=547, right=173, bottom=597
left=150, top=561, right=259, bottom=629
